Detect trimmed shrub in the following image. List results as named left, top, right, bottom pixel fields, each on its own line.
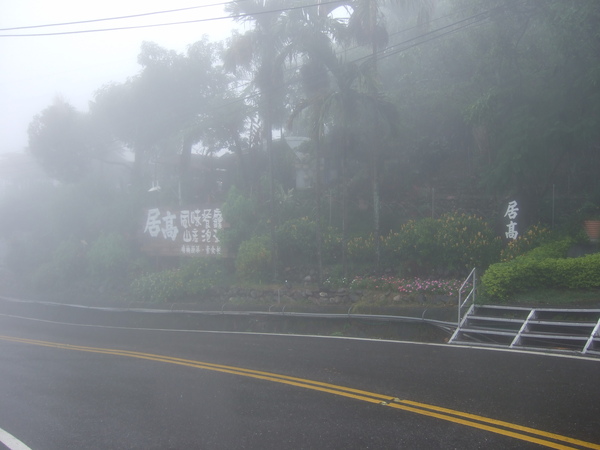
left=481, top=238, right=600, bottom=300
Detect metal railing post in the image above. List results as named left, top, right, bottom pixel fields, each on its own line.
left=458, top=268, right=476, bottom=325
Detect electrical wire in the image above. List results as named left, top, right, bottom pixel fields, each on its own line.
left=0, top=0, right=248, bottom=32
left=19, top=4, right=500, bottom=153
left=210, top=6, right=498, bottom=114
left=0, top=0, right=346, bottom=37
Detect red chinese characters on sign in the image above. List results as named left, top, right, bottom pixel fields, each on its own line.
left=141, top=207, right=224, bottom=256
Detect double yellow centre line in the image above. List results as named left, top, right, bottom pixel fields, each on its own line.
left=1, top=334, right=598, bottom=450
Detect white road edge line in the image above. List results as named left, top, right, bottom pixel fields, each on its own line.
left=0, top=427, right=32, bottom=450
left=1, top=311, right=599, bottom=363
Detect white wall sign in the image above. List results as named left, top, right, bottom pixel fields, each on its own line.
left=142, top=207, right=224, bottom=256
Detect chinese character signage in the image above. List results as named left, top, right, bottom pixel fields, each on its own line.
left=141, top=207, right=224, bottom=256
left=504, top=200, right=519, bottom=240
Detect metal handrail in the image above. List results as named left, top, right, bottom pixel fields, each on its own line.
left=458, top=268, right=476, bottom=324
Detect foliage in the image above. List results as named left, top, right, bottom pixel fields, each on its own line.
left=387, top=217, right=442, bottom=275
left=220, top=186, right=263, bottom=255
left=386, top=213, right=500, bottom=276
left=480, top=238, right=598, bottom=301
left=275, top=216, right=343, bottom=268
left=27, top=98, right=94, bottom=182
left=499, top=225, right=553, bottom=262
left=349, top=275, right=470, bottom=297
left=347, top=234, right=378, bottom=264
left=86, top=233, right=132, bottom=286
left=322, top=226, right=343, bottom=264
left=13, top=0, right=600, bottom=299
left=31, top=238, right=87, bottom=291
left=276, top=217, right=317, bottom=267
left=235, top=235, right=272, bottom=282
left=178, top=257, right=229, bottom=297
left=130, top=269, right=185, bottom=303
left=91, top=38, right=231, bottom=187
left=128, top=257, right=230, bottom=303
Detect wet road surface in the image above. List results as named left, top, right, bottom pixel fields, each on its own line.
left=0, top=302, right=598, bottom=449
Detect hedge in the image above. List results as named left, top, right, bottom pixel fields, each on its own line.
left=481, top=239, right=600, bottom=300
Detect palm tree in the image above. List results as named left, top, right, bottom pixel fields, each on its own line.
left=286, top=6, right=345, bottom=284
left=224, top=0, right=302, bottom=281
left=345, top=0, right=432, bottom=268
left=289, top=29, right=398, bottom=277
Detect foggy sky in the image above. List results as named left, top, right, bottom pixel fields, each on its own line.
left=0, top=0, right=235, bottom=155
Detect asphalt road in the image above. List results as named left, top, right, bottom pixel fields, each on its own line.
left=0, top=302, right=598, bottom=449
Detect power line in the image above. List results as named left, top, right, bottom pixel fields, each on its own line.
left=162, top=5, right=497, bottom=136
left=0, top=1, right=246, bottom=32
left=0, top=0, right=346, bottom=37
left=353, top=8, right=495, bottom=66
left=21, top=4, right=499, bottom=151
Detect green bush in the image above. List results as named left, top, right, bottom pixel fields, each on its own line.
left=523, top=238, right=574, bottom=260
left=322, top=226, right=343, bottom=264
left=387, top=218, right=439, bottom=274
left=500, top=225, right=552, bottom=261
left=129, top=269, right=185, bottom=303
left=31, top=238, right=87, bottom=292
left=347, top=234, right=377, bottom=264
left=276, top=217, right=317, bottom=267
left=87, top=233, right=131, bottom=285
left=220, top=187, right=262, bottom=254
left=235, top=235, right=272, bottom=282
left=129, top=257, right=230, bottom=303
left=381, top=213, right=500, bottom=276
left=436, top=213, right=501, bottom=272
left=179, top=257, right=229, bottom=298
left=481, top=238, right=599, bottom=300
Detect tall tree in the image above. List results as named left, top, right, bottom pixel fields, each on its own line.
left=346, top=0, right=432, bottom=267
left=224, top=0, right=299, bottom=281
left=91, top=39, right=230, bottom=197
left=287, top=4, right=346, bottom=284
left=28, top=98, right=92, bottom=183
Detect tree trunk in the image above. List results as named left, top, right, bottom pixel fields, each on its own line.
left=314, top=125, right=324, bottom=287
left=180, top=135, right=193, bottom=205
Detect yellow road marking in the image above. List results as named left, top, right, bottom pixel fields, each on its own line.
left=1, top=334, right=598, bottom=449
